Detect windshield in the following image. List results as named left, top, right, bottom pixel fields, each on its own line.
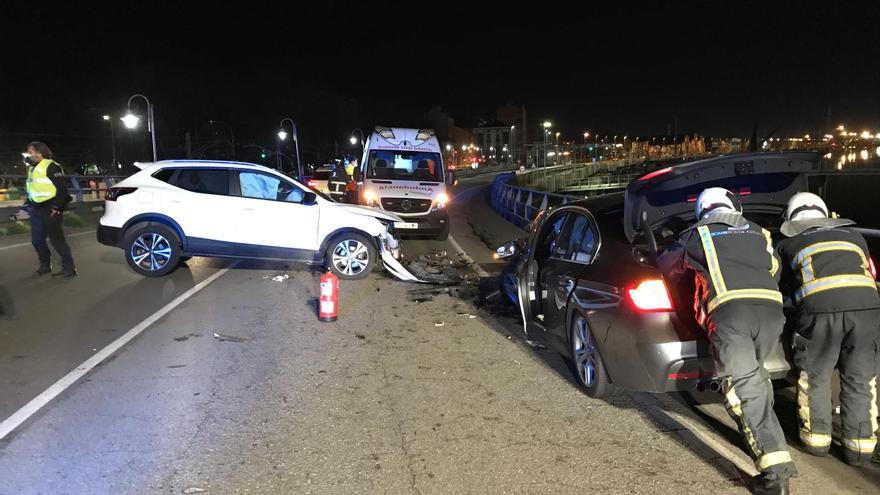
left=366, top=150, right=443, bottom=182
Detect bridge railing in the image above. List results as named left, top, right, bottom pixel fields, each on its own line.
left=0, top=174, right=127, bottom=212
left=489, top=173, right=579, bottom=230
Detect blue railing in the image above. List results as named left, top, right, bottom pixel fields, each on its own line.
left=0, top=174, right=126, bottom=212
left=489, top=173, right=578, bottom=229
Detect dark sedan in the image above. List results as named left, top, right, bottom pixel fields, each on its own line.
left=498, top=152, right=850, bottom=398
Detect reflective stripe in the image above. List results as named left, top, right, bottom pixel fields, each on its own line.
left=797, top=371, right=811, bottom=432
left=799, top=431, right=831, bottom=447
left=698, top=226, right=782, bottom=313
left=724, top=378, right=761, bottom=460
left=762, top=229, right=778, bottom=277
left=794, top=274, right=877, bottom=302
left=842, top=437, right=877, bottom=453
left=793, top=241, right=866, bottom=268
left=707, top=289, right=782, bottom=313
left=698, top=226, right=727, bottom=294
left=871, top=376, right=878, bottom=436
left=757, top=451, right=792, bottom=470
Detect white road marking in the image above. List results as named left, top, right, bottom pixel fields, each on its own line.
left=0, top=230, right=95, bottom=251
left=0, top=261, right=239, bottom=440
left=447, top=182, right=492, bottom=277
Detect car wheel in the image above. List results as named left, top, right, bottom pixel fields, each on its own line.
left=435, top=223, right=450, bottom=241
left=326, top=232, right=375, bottom=280
left=122, top=224, right=181, bottom=277
left=569, top=312, right=617, bottom=398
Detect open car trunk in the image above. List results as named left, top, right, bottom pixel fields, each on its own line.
left=624, top=152, right=820, bottom=377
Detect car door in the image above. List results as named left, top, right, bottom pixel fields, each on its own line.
left=231, top=170, right=320, bottom=259
left=517, top=210, right=569, bottom=333
left=161, top=168, right=238, bottom=255
left=539, top=211, right=599, bottom=340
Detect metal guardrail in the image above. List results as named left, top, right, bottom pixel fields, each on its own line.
left=559, top=173, right=640, bottom=193
left=489, top=173, right=578, bottom=229
left=0, top=174, right=126, bottom=211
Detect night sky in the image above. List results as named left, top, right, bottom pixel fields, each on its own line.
left=3, top=1, right=879, bottom=164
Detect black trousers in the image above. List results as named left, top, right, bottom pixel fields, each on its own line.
left=793, top=309, right=880, bottom=463
left=29, top=207, right=75, bottom=270
left=707, top=302, right=796, bottom=479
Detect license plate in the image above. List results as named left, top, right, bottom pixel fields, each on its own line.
left=394, top=222, right=419, bottom=229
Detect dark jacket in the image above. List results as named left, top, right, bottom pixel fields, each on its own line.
left=658, top=211, right=782, bottom=325
left=775, top=219, right=880, bottom=313
left=25, top=161, right=71, bottom=210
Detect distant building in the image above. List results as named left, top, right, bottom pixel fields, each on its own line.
left=474, top=120, right=514, bottom=164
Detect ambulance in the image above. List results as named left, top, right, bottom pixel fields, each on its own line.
left=359, top=127, right=454, bottom=240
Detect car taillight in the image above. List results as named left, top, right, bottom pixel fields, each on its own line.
left=307, top=179, right=319, bottom=188
left=627, top=279, right=673, bottom=311
left=105, top=187, right=137, bottom=201
left=638, top=167, right=672, bottom=182
left=869, top=257, right=876, bottom=279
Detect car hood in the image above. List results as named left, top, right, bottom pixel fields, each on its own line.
left=333, top=204, right=403, bottom=223
left=623, top=152, right=818, bottom=242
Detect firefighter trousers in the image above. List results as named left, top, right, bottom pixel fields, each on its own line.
left=707, top=302, right=796, bottom=479
left=792, top=309, right=880, bottom=463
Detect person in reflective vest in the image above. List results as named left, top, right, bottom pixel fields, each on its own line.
left=775, top=192, right=880, bottom=466
left=328, top=160, right=349, bottom=202
left=659, top=187, right=794, bottom=495
left=23, top=141, right=76, bottom=277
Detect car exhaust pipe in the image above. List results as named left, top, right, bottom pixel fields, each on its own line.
left=708, top=380, right=722, bottom=393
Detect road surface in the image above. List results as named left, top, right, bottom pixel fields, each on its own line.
left=0, top=173, right=877, bottom=494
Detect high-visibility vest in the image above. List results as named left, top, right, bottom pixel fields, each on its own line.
left=26, top=159, right=58, bottom=203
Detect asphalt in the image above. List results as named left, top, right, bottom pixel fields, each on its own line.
left=0, top=173, right=877, bottom=494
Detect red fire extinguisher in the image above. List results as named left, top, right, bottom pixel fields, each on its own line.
left=319, top=271, right=338, bottom=322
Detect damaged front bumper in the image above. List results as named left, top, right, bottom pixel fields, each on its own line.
left=378, top=231, right=425, bottom=283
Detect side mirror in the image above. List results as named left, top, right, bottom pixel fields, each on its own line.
left=302, top=192, right=318, bottom=205
left=494, top=240, right=520, bottom=260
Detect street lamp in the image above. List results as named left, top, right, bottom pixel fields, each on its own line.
left=350, top=128, right=364, bottom=147
left=555, top=132, right=560, bottom=164
left=102, top=115, right=117, bottom=170
left=122, top=94, right=157, bottom=162
left=278, top=117, right=302, bottom=178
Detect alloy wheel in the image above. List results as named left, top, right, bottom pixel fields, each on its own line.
left=332, top=239, right=369, bottom=276
left=130, top=233, right=173, bottom=271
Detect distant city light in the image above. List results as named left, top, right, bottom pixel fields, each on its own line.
left=445, top=144, right=452, bottom=151
left=349, top=136, right=358, bottom=145
left=861, top=131, right=872, bottom=139
left=461, top=145, right=467, bottom=151
left=861, top=149, right=869, bottom=161
left=277, top=129, right=288, bottom=141
left=543, top=121, right=552, bottom=128
left=837, top=124, right=845, bottom=131
left=102, top=115, right=110, bottom=121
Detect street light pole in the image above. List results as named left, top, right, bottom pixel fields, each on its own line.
left=279, top=117, right=302, bottom=178
left=124, top=94, right=157, bottom=162
left=102, top=115, right=117, bottom=169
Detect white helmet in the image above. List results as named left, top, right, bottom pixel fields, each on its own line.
left=785, top=192, right=828, bottom=221
left=695, top=187, right=741, bottom=220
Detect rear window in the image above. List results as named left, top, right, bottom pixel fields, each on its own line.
left=152, top=168, right=175, bottom=183
left=171, top=169, right=230, bottom=196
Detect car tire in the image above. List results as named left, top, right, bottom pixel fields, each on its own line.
left=122, top=223, right=181, bottom=277
left=435, top=223, right=450, bottom=241
left=569, top=312, right=617, bottom=398
left=325, top=232, right=375, bottom=280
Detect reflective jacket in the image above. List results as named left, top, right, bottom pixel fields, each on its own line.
left=25, top=159, right=69, bottom=209
left=775, top=218, right=880, bottom=313
left=658, top=211, right=782, bottom=326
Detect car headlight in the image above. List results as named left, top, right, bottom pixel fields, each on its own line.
left=431, top=192, right=450, bottom=211
left=364, top=190, right=380, bottom=207
left=494, top=241, right=520, bottom=259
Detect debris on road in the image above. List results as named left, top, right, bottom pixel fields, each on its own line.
left=434, top=321, right=445, bottom=327
left=212, top=332, right=248, bottom=343
left=403, top=251, right=461, bottom=284
left=183, top=488, right=207, bottom=494
left=513, top=360, right=521, bottom=365
left=267, top=274, right=290, bottom=282
left=456, top=312, right=477, bottom=319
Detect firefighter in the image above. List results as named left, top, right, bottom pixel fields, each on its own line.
left=658, top=187, right=795, bottom=495
left=775, top=192, right=880, bottom=466
left=328, top=159, right=348, bottom=202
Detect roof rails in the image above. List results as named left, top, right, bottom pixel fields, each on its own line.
left=156, top=159, right=263, bottom=167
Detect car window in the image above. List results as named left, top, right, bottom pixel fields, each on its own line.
left=152, top=168, right=175, bottom=183
left=238, top=171, right=305, bottom=203
left=172, top=169, right=230, bottom=195
left=536, top=212, right=568, bottom=260
left=568, top=219, right=597, bottom=263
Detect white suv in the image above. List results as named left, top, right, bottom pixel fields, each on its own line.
left=97, top=160, right=409, bottom=280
